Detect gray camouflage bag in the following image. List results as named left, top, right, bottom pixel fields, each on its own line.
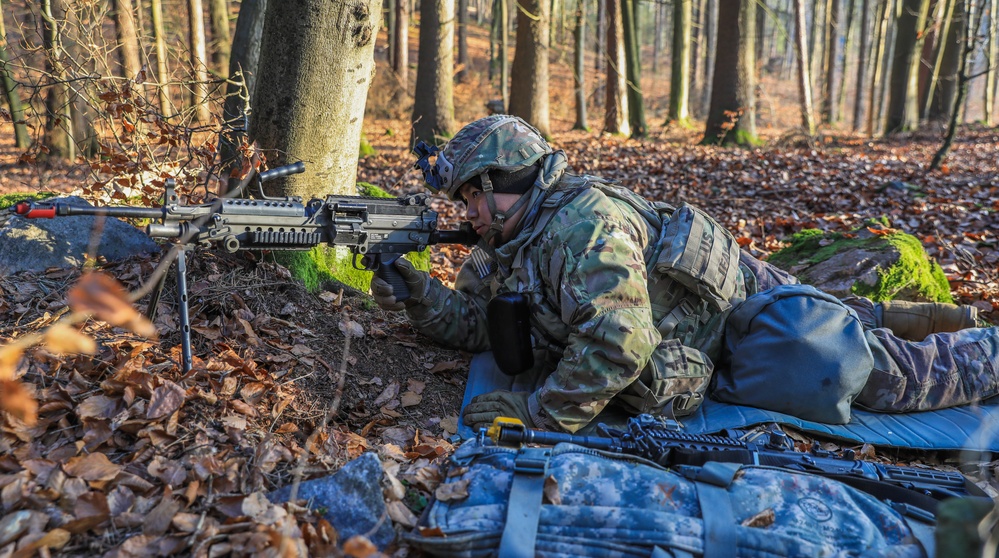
left=404, top=437, right=931, bottom=557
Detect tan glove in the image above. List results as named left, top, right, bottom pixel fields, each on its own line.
left=369, top=257, right=429, bottom=311
left=461, top=391, right=534, bottom=431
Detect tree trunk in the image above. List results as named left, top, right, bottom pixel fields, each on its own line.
left=984, top=0, right=997, bottom=125
left=250, top=0, right=381, bottom=196
left=41, top=0, right=74, bottom=161
left=509, top=0, right=552, bottom=136
left=821, top=0, right=841, bottom=123
left=0, top=0, right=29, bottom=149
left=393, top=0, right=409, bottom=91
left=867, top=0, right=893, bottom=135
left=930, top=0, right=964, bottom=121
left=501, top=0, right=510, bottom=107
left=188, top=0, right=211, bottom=123
left=885, top=0, right=931, bottom=133
left=793, top=0, right=817, bottom=134
left=701, top=0, right=717, bottom=116
left=923, top=0, right=956, bottom=119
left=620, top=0, right=645, bottom=136
left=573, top=0, right=589, bottom=130
left=930, top=0, right=976, bottom=169
left=596, top=0, right=605, bottom=71
left=411, top=0, right=455, bottom=146
left=836, top=0, right=856, bottom=118
left=111, top=0, right=142, bottom=80
left=668, top=0, right=691, bottom=123
left=150, top=0, right=173, bottom=114
left=457, top=0, right=470, bottom=82
left=220, top=0, right=266, bottom=192
left=209, top=0, right=232, bottom=77
left=703, top=0, right=756, bottom=144
left=853, top=0, right=871, bottom=129
left=604, top=0, right=629, bottom=135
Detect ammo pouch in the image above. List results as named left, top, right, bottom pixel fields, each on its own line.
left=617, top=339, right=712, bottom=418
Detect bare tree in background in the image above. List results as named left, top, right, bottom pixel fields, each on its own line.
left=573, top=0, right=589, bottom=130
left=509, top=0, right=552, bottom=137
left=885, top=0, right=931, bottom=133
left=150, top=0, right=172, bottom=114
left=794, top=0, right=817, bottom=134
left=604, top=0, right=629, bottom=135
left=188, top=0, right=211, bottom=123
left=703, top=0, right=757, bottom=144
left=110, top=0, right=142, bottom=80
left=412, top=0, right=455, bottom=146
left=209, top=0, right=232, bottom=77
left=393, top=0, right=409, bottom=92
left=668, top=0, right=692, bottom=124
left=0, top=0, right=29, bottom=149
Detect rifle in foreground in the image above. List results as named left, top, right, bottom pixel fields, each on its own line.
left=14, top=163, right=478, bottom=371
left=486, top=415, right=990, bottom=522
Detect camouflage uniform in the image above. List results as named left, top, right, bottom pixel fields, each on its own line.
left=405, top=115, right=999, bottom=433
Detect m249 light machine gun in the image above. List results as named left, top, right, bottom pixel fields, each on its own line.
left=14, top=162, right=478, bottom=371
left=486, top=415, right=991, bottom=522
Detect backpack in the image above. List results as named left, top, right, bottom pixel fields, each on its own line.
left=714, top=284, right=875, bottom=424
left=403, top=437, right=932, bottom=557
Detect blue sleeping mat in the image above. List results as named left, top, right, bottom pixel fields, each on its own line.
left=681, top=397, right=999, bottom=452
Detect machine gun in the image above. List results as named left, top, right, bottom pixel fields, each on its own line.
left=13, top=162, right=478, bottom=371
left=486, top=415, right=990, bottom=521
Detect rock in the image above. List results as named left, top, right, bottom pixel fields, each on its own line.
left=766, top=224, right=954, bottom=303
left=0, top=196, right=159, bottom=275
left=268, top=452, right=395, bottom=550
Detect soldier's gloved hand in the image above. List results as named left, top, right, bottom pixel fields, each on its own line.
left=369, top=258, right=429, bottom=311
left=462, top=391, right=534, bottom=431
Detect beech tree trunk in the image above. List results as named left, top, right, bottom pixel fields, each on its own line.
left=821, top=0, right=841, bottom=123
left=620, top=0, right=645, bottom=136
left=393, top=0, right=409, bottom=91
left=885, top=0, right=931, bottom=133
left=150, top=0, right=172, bottom=114
left=111, top=0, right=142, bottom=80
left=209, top=0, right=232, bottom=76
left=793, top=0, right=817, bottom=134
left=411, top=0, right=455, bottom=146
left=853, top=0, right=871, bottom=129
left=41, top=0, right=74, bottom=161
left=703, top=0, right=756, bottom=144
left=984, top=0, right=997, bottom=125
left=573, top=0, right=589, bottom=130
left=668, top=0, right=691, bottom=123
left=0, top=0, right=29, bottom=149
left=188, top=0, right=211, bottom=123
left=220, top=0, right=266, bottom=192
left=457, top=0, right=470, bottom=82
left=251, top=0, right=381, bottom=196
left=930, top=0, right=964, bottom=121
left=923, top=0, right=957, bottom=119
left=509, top=0, right=551, bottom=136
left=604, top=0, right=629, bottom=135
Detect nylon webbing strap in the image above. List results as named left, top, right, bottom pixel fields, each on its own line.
left=498, top=447, right=551, bottom=558
left=681, top=462, right=741, bottom=558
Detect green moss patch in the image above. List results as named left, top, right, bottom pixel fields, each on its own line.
left=768, top=227, right=954, bottom=303
left=0, top=192, right=53, bottom=210
left=279, top=182, right=431, bottom=293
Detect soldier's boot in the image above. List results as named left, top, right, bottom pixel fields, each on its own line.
left=880, top=300, right=979, bottom=341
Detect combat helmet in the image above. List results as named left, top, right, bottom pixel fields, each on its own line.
left=413, top=115, right=552, bottom=244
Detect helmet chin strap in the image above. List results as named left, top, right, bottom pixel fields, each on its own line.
left=478, top=173, right=534, bottom=247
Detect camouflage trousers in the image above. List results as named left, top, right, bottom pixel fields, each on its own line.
left=841, top=296, right=999, bottom=412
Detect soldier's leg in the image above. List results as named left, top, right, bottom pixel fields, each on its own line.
left=854, top=327, right=999, bottom=412
left=840, top=296, right=979, bottom=341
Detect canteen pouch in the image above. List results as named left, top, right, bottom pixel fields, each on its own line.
left=487, top=292, right=535, bottom=376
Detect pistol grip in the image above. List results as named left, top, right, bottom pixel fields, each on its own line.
left=375, top=254, right=410, bottom=302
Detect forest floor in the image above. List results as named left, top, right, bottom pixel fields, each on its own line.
left=1, top=19, right=999, bottom=558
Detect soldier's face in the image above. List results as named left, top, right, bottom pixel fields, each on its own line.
left=457, top=184, right=526, bottom=244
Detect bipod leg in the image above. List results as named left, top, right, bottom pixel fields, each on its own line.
left=176, top=248, right=193, bottom=373
left=145, top=260, right=171, bottom=321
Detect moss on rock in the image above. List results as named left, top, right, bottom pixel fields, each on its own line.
left=768, top=226, right=954, bottom=303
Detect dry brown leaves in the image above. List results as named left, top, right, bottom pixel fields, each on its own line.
left=0, top=253, right=460, bottom=557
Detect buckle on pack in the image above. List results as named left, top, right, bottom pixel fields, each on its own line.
left=513, top=447, right=551, bottom=475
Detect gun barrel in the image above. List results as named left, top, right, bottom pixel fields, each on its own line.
left=56, top=204, right=165, bottom=220
left=498, top=428, right=619, bottom=451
